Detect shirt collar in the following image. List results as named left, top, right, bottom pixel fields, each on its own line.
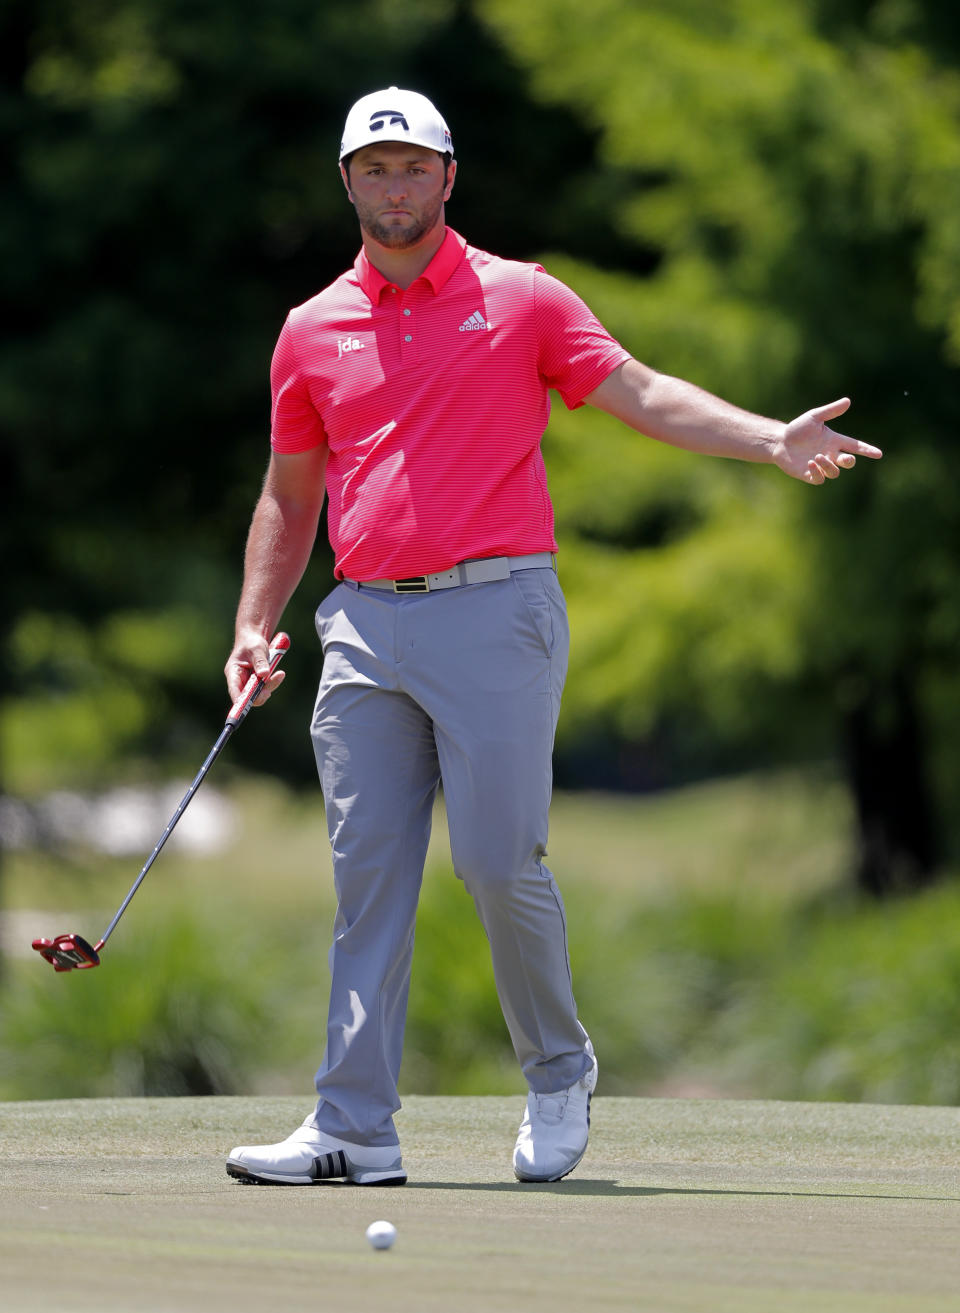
left=354, top=228, right=467, bottom=304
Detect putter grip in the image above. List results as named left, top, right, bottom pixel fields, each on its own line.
left=227, top=632, right=291, bottom=727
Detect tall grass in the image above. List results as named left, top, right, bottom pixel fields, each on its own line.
left=698, top=881, right=960, bottom=1105
left=0, top=914, right=280, bottom=1098
left=3, top=770, right=959, bottom=1105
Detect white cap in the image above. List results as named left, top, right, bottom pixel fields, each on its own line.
left=339, top=87, right=453, bottom=162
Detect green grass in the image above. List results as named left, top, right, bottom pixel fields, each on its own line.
left=1, top=1095, right=959, bottom=1312
left=3, top=766, right=848, bottom=915
left=543, top=768, right=854, bottom=898
left=4, top=768, right=960, bottom=1105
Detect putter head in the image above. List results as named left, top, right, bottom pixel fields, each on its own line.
left=32, top=934, right=101, bottom=972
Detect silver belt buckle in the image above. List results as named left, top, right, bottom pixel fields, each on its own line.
left=394, top=576, right=429, bottom=594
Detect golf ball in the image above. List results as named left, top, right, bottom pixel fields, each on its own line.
left=365, top=1220, right=397, bottom=1251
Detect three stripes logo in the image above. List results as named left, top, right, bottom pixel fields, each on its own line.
left=313, top=1149, right=348, bottom=1180
left=459, top=310, right=489, bottom=333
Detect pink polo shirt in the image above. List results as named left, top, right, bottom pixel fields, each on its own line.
left=270, top=227, right=631, bottom=580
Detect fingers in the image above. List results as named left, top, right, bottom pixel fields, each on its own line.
left=814, top=430, right=883, bottom=477
left=225, top=632, right=273, bottom=703
left=225, top=659, right=248, bottom=703
left=805, top=450, right=862, bottom=483
left=814, top=399, right=881, bottom=460
left=840, top=436, right=883, bottom=459
left=227, top=661, right=283, bottom=707
left=818, top=432, right=882, bottom=467
left=809, top=396, right=851, bottom=425
left=251, top=669, right=285, bottom=707
left=805, top=454, right=839, bottom=484
left=786, top=397, right=882, bottom=485
left=824, top=427, right=883, bottom=460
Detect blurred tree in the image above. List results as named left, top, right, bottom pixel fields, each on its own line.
left=4, top=0, right=960, bottom=904
left=0, top=0, right=649, bottom=793
left=477, top=0, right=960, bottom=894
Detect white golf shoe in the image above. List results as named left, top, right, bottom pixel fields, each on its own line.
left=226, top=1115, right=406, bottom=1186
left=513, top=1044, right=598, bottom=1182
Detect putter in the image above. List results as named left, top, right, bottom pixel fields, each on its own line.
left=32, top=633, right=291, bottom=973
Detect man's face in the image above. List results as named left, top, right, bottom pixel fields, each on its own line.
left=342, top=141, right=456, bottom=250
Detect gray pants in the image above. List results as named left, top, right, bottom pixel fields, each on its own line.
left=309, top=567, right=590, bottom=1147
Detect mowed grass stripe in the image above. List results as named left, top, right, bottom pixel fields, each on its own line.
left=1, top=1096, right=958, bottom=1312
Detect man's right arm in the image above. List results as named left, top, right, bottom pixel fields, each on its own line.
left=225, top=446, right=328, bottom=704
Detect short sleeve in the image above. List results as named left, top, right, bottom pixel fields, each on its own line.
left=533, top=269, right=632, bottom=410
left=270, top=315, right=327, bottom=453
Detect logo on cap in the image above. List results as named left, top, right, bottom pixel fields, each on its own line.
left=369, top=109, right=410, bottom=134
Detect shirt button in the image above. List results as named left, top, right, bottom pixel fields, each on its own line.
left=404, top=334, right=413, bottom=342
left=403, top=308, right=411, bottom=316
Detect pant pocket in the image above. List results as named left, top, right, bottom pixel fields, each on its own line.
left=314, top=584, right=346, bottom=651
left=510, top=570, right=556, bottom=658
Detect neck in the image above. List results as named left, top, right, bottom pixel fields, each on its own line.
left=362, top=221, right=447, bottom=290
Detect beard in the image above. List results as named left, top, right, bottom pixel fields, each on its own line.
left=353, top=188, right=445, bottom=249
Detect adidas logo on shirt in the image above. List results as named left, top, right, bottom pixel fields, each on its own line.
left=459, top=311, right=489, bottom=333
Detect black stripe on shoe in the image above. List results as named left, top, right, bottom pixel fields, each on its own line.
left=313, top=1149, right=348, bottom=1180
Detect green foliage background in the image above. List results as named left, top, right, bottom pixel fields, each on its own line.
left=4, top=776, right=960, bottom=1104
left=5, top=0, right=960, bottom=821
left=478, top=0, right=960, bottom=801
left=3, top=0, right=960, bottom=1097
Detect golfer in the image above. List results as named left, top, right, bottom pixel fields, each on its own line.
left=224, top=88, right=882, bottom=1187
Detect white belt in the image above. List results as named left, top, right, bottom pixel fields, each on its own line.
left=347, top=552, right=557, bottom=594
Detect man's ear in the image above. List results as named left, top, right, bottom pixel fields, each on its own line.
left=340, top=162, right=353, bottom=203
left=444, top=158, right=457, bottom=203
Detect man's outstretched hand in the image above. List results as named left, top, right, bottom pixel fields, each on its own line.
left=775, top=398, right=883, bottom=485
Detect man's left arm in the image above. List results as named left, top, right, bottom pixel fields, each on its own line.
left=585, top=358, right=883, bottom=485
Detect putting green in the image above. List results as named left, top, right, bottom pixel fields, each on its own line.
left=2, top=1095, right=958, bottom=1311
